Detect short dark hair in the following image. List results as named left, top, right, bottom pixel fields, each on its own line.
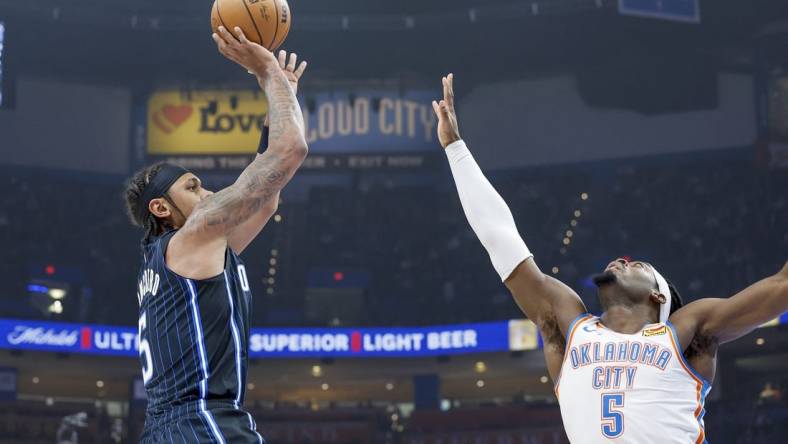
left=124, top=162, right=173, bottom=243
left=666, top=279, right=684, bottom=315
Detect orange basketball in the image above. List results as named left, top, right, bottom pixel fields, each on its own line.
left=211, top=0, right=291, bottom=51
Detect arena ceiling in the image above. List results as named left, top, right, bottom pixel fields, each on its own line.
left=0, top=0, right=786, bottom=86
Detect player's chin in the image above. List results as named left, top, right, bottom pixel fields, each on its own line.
left=591, top=270, right=617, bottom=287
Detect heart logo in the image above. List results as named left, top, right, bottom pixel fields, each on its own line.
left=161, top=104, right=193, bottom=127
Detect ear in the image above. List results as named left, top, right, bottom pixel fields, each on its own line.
left=650, top=291, right=667, bottom=305
left=148, top=197, right=171, bottom=219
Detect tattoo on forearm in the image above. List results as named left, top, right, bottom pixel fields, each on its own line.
left=184, top=69, right=305, bottom=237
left=196, top=152, right=289, bottom=230
left=264, top=70, right=304, bottom=141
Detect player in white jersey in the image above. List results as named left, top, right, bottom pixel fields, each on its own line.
left=431, top=73, right=788, bottom=443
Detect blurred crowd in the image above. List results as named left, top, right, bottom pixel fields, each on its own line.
left=2, top=383, right=786, bottom=444
left=0, top=149, right=786, bottom=327
left=297, top=151, right=788, bottom=325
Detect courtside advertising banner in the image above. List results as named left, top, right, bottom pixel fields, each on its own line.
left=0, top=318, right=536, bottom=358
left=3, top=315, right=785, bottom=358
left=248, top=322, right=509, bottom=358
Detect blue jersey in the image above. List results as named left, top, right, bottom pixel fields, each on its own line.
left=135, top=230, right=253, bottom=417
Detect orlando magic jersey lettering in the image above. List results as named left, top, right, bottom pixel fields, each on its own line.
left=136, top=230, right=253, bottom=420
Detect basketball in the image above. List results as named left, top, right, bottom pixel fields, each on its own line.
left=211, top=0, right=291, bottom=51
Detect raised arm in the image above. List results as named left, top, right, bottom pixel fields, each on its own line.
left=433, top=74, right=586, bottom=353
left=166, top=27, right=307, bottom=279
left=227, top=50, right=308, bottom=255
left=670, top=261, right=788, bottom=348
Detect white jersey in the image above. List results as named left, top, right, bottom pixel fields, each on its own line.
left=555, top=314, right=711, bottom=444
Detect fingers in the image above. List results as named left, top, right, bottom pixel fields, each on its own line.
left=442, top=74, right=456, bottom=109
left=211, top=32, right=225, bottom=51
left=212, top=32, right=236, bottom=60
left=446, top=73, right=454, bottom=107
left=432, top=100, right=441, bottom=117
left=278, top=50, right=287, bottom=69
left=432, top=100, right=448, bottom=119
left=234, top=26, right=250, bottom=44
left=286, top=53, right=298, bottom=72
left=275, top=50, right=307, bottom=78
left=294, top=60, right=308, bottom=78
left=216, top=26, right=238, bottom=47
left=435, top=72, right=456, bottom=117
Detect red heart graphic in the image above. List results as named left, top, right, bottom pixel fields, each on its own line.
left=161, top=104, right=193, bottom=127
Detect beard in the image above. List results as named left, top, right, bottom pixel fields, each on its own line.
left=591, top=270, right=617, bottom=287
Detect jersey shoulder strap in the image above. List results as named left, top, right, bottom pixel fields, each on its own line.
left=141, top=229, right=178, bottom=265
left=566, top=313, right=596, bottom=344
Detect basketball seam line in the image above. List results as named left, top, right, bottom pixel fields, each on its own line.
left=215, top=2, right=231, bottom=38
left=240, top=0, right=267, bottom=48
left=276, top=18, right=290, bottom=50
left=273, top=1, right=290, bottom=51
left=270, top=0, right=281, bottom=50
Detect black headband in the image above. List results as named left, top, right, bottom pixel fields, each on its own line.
left=136, top=164, right=191, bottom=222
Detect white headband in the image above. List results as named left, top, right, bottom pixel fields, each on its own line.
left=652, top=268, right=672, bottom=323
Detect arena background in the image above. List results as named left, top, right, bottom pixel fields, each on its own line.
left=0, top=0, right=787, bottom=442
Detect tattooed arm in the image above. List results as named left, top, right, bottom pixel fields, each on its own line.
left=165, top=27, right=307, bottom=280
left=227, top=50, right=308, bottom=255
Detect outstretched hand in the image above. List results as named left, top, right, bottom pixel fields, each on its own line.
left=260, top=51, right=307, bottom=126
left=212, top=26, right=277, bottom=78
left=432, top=73, right=462, bottom=149
left=271, top=50, right=307, bottom=95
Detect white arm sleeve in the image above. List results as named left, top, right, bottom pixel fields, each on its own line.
left=445, top=139, right=533, bottom=281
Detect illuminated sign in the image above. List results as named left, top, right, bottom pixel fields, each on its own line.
left=0, top=320, right=139, bottom=355
left=144, top=89, right=438, bottom=159
left=4, top=314, right=782, bottom=358
left=0, top=318, right=539, bottom=358
left=249, top=323, right=498, bottom=358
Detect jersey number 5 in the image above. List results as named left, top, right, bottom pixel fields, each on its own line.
left=139, top=312, right=154, bottom=385
left=601, top=392, right=624, bottom=438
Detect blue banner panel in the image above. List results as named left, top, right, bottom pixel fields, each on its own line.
left=0, top=319, right=138, bottom=356
left=0, top=319, right=512, bottom=358
left=618, top=0, right=700, bottom=23
left=2, top=314, right=784, bottom=359
left=248, top=322, right=511, bottom=358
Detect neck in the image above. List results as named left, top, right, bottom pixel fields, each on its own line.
left=599, top=304, right=658, bottom=334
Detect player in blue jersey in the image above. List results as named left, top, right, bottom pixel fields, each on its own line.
left=123, top=27, right=307, bottom=443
